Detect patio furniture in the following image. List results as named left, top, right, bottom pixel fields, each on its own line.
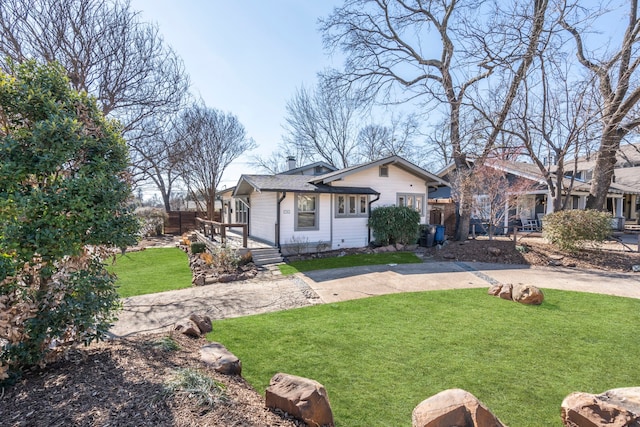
left=520, top=215, right=539, bottom=232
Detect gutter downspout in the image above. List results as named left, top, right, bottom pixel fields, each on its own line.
left=276, top=192, right=287, bottom=249
left=367, top=193, right=381, bottom=245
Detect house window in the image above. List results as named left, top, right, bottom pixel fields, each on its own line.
left=379, top=165, right=389, bottom=177
left=336, top=195, right=368, bottom=217
left=397, top=193, right=424, bottom=215
left=235, top=200, right=248, bottom=223
left=295, top=194, right=318, bottom=230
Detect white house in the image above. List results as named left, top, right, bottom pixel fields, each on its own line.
left=222, top=156, right=448, bottom=254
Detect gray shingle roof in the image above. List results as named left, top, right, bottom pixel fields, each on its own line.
left=234, top=174, right=378, bottom=196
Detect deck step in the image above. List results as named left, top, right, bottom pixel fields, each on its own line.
left=250, top=248, right=284, bottom=266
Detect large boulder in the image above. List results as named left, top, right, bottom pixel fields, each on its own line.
left=561, top=387, right=640, bottom=426
left=511, top=284, right=544, bottom=305
left=487, top=284, right=502, bottom=296
left=498, top=284, right=513, bottom=301
left=412, top=388, right=505, bottom=427
left=265, top=373, right=334, bottom=427
left=189, top=313, right=212, bottom=334
left=488, top=283, right=544, bottom=305
left=173, top=318, right=201, bottom=337
left=200, top=342, right=242, bottom=375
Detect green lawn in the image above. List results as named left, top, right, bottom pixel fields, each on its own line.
left=108, top=247, right=192, bottom=297
left=278, top=251, right=422, bottom=275
left=211, top=288, right=640, bottom=426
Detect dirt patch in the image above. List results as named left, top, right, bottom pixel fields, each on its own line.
left=424, top=236, right=640, bottom=272
left=1, top=333, right=301, bottom=427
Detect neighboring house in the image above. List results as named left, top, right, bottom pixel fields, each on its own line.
left=568, top=143, right=640, bottom=224
left=437, top=157, right=635, bottom=232
left=221, top=156, right=448, bottom=254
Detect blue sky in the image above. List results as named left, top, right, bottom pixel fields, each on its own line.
left=131, top=0, right=342, bottom=190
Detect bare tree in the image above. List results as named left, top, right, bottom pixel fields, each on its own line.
left=282, top=80, right=364, bottom=168
left=321, top=0, right=549, bottom=240
left=249, top=146, right=316, bottom=174
left=452, top=163, right=535, bottom=239
left=560, top=0, right=640, bottom=209
left=174, top=104, right=257, bottom=220
left=498, top=49, right=600, bottom=212
left=0, top=0, right=190, bottom=193
left=357, top=114, right=419, bottom=161
left=131, top=117, right=186, bottom=211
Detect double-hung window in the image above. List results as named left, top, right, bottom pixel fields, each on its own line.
left=235, top=200, right=248, bottom=223
left=295, top=194, right=318, bottom=230
left=397, top=193, right=424, bottom=215
left=336, top=195, right=368, bottom=217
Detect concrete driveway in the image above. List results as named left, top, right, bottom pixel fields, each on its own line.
left=110, top=261, right=640, bottom=337
left=297, top=261, right=640, bottom=302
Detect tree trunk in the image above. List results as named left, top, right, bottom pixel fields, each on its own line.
left=585, top=128, right=622, bottom=210
left=206, top=188, right=217, bottom=221
left=450, top=102, right=472, bottom=242
left=162, top=192, right=171, bottom=212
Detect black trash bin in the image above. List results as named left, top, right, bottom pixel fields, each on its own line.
left=427, top=225, right=437, bottom=247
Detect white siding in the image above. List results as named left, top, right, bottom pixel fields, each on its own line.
left=280, top=193, right=332, bottom=254
left=328, top=164, right=429, bottom=249
left=249, top=192, right=277, bottom=244
left=332, top=216, right=369, bottom=250
left=332, top=163, right=429, bottom=221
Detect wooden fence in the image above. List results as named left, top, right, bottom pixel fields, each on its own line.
left=164, top=211, right=213, bottom=235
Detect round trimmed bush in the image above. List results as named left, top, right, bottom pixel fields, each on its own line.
left=542, top=210, right=612, bottom=252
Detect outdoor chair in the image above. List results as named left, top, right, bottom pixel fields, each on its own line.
left=520, top=215, right=538, bottom=232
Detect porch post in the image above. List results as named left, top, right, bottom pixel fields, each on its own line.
left=615, top=198, right=623, bottom=218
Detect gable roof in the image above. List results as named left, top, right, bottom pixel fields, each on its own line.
left=571, top=143, right=640, bottom=171
left=310, top=155, right=449, bottom=187
left=233, top=174, right=378, bottom=196
left=440, top=158, right=638, bottom=195
left=279, top=161, right=337, bottom=175
left=232, top=155, right=448, bottom=197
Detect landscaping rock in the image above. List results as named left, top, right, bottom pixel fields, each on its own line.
left=412, top=388, right=506, bottom=427
left=405, top=244, right=419, bottom=251
left=189, top=313, right=212, bottom=334
left=561, top=387, right=640, bottom=427
left=487, top=247, right=501, bottom=256
left=200, top=342, right=242, bottom=375
left=498, top=283, right=513, bottom=300
left=632, top=265, right=640, bottom=273
left=218, top=273, right=237, bottom=283
left=265, top=373, right=334, bottom=427
left=192, top=273, right=206, bottom=286
left=173, top=318, right=201, bottom=337
left=487, top=284, right=502, bottom=296
left=512, top=284, right=544, bottom=305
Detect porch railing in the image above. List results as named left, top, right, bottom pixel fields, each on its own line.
left=195, top=218, right=248, bottom=248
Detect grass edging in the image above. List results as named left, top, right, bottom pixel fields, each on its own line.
left=278, top=251, right=422, bottom=275
left=211, top=288, right=640, bottom=426
left=108, top=247, right=192, bottom=298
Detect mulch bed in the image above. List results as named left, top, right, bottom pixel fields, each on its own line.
left=1, top=333, right=300, bottom=427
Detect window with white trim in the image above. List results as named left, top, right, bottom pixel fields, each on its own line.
left=336, top=194, right=368, bottom=217
left=397, top=193, right=424, bottom=215
left=235, top=199, right=248, bottom=223
left=295, top=194, right=318, bottom=230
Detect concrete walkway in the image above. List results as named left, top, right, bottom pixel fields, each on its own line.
left=299, top=261, right=640, bottom=303
left=110, top=261, right=640, bottom=337
left=109, top=273, right=318, bottom=337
